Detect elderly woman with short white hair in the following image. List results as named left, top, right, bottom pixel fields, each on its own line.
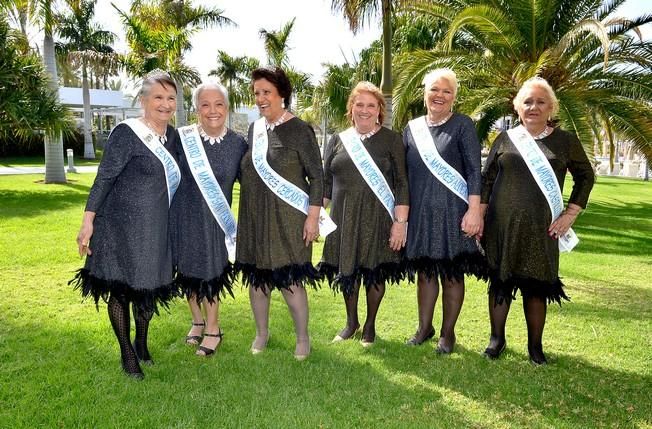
left=481, top=77, right=594, bottom=365
left=172, top=81, right=247, bottom=357
left=403, top=68, right=486, bottom=353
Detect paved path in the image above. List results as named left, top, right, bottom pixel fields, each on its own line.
left=0, top=165, right=98, bottom=175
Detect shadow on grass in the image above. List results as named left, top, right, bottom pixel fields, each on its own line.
left=0, top=185, right=90, bottom=220
left=573, top=200, right=652, bottom=256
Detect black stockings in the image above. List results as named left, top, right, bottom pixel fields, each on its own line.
left=132, top=305, right=154, bottom=364
left=362, top=283, right=385, bottom=343
left=523, top=296, right=547, bottom=364
left=107, top=295, right=143, bottom=378
left=487, top=291, right=511, bottom=351
left=338, top=283, right=361, bottom=339
left=438, top=277, right=464, bottom=352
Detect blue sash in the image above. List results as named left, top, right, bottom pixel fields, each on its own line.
left=251, top=118, right=336, bottom=236
left=408, top=116, right=468, bottom=203
left=122, top=118, right=180, bottom=207
left=178, top=124, right=237, bottom=260
left=339, top=127, right=395, bottom=220
left=507, top=125, right=578, bottom=252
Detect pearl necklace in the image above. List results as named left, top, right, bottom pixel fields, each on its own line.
left=199, top=125, right=227, bottom=145
left=531, top=126, right=553, bottom=140
left=426, top=112, right=453, bottom=127
left=266, top=111, right=288, bottom=130
left=355, top=125, right=380, bottom=140
left=141, top=118, right=167, bottom=144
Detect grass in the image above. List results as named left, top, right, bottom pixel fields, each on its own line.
left=0, top=174, right=650, bottom=428
left=0, top=154, right=101, bottom=167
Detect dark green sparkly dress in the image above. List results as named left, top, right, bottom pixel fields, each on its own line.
left=319, top=127, right=410, bottom=296
left=235, top=117, right=323, bottom=290
left=481, top=128, right=594, bottom=303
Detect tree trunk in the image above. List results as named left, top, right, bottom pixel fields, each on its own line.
left=380, top=0, right=393, bottom=129
left=175, top=78, right=186, bottom=127
left=82, top=58, right=95, bottom=159
left=43, top=26, right=67, bottom=183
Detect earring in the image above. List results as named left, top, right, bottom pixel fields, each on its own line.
left=376, top=116, right=380, bottom=124
left=281, top=100, right=286, bottom=109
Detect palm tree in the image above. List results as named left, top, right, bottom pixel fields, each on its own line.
left=209, top=50, right=259, bottom=117
left=395, top=0, right=652, bottom=164
left=331, top=0, right=395, bottom=128
left=259, top=17, right=296, bottom=68
left=56, top=0, right=116, bottom=159
left=116, top=0, right=234, bottom=127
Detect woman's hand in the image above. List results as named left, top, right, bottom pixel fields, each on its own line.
left=548, top=204, right=581, bottom=238
left=303, top=206, right=320, bottom=246
left=461, top=206, right=483, bottom=238
left=77, top=212, right=96, bottom=257
left=389, top=221, right=407, bottom=251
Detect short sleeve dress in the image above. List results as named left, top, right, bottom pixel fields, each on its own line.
left=403, top=114, right=487, bottom=281
left=481, top=127, right=595, bottom=303
left=172, top=128, right=247, bottom=302
left=235, top=117, right=323, bottom=290
left=70, top=123, right=181, bottom=313
left=319, top=127, right=410, bottom=296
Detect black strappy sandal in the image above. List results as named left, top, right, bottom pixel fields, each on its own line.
left=185, top=320, right=205, bottom=345
left=196, top=330, right=223, bottom=357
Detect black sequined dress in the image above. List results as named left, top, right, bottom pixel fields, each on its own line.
left=319, top=127, right=410, bottom=296
left=171, top=129, right=247, bottom=302
left=403, top=114, right=487, bottom=282
left=481, top=128, right=594, bottom=303
left=70, top=123, right=180, bottom=313
left=235, top=117, right=324, bottom=290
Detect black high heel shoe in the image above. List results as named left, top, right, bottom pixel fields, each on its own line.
left=121, top=352, right=144, bottom=380
left=185, top=320, right=205, bottom=345
left=405, top=328, right=435, bottom=346
left=528, top=345, right=548, bottom=366
left=133, top=341, right=154, bottom=366
left=196, top=330, right=223, bottom=358
left=483, top=337, right=506, bottom=360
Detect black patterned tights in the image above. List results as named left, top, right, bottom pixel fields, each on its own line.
left=107, top=295, right=143, bottom=378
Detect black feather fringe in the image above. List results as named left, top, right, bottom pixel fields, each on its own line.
left=405, top=252, right=489, bottom=283
left=234, top=261, right=321, bottom=291
left=68, top=268, right=181, bottom=314
left=487, top=273, right=570, bottom=306
left=176, top=262, right=236, bottom=304
left=318, top=262, right=407, bottom=297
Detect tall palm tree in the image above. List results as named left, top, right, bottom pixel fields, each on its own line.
left=395, top=0, right=652, bottom=163
left=116, top=0, right=234, bottom=127
left=56, top=0, right=116, bottom=159
left=259, top=17, right=296, bottom=68
left=331, top=0, right=395, bottom=128
left=209, top=50, right=259, bottom=124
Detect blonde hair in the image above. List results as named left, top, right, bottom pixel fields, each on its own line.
left=513, top=77, right=559, bottom=118
left=422, top=68, right=458, bottom=98
left=346, top=81, right=386, bottom=126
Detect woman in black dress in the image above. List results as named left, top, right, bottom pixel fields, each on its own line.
left=320, top=81, right=409, bottom=347
left=235, top=67, right=323, bottom=360
left=72, top=71, right=180, bottom=379
left=481, top=77, right=594, bottom=365
left=173, top=82, right=247, bottom=357
left=403, top=69, right=485, bottom=353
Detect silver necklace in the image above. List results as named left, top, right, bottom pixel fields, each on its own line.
left=141, top=118, right=167, bottom=144
left=426, top=112, right=453, bottom=127
left=199, top=125, right=227, bottom=145
left=355, top=125, right=380, bottom=140
left=532, top=126, right=553, bottom=140
left=266, top=111, right=288, bottom=130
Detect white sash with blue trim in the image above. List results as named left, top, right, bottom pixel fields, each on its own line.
left=507, top=125, right=578, bottom=252
left=408, top=116, right=469, bottom=204
left=178, top=124, right=237, bottom=260
left=251, top=118, right=336, bottom=237
left=339, top=127, right=395, bottom=220
left=122, top=118, right=180, bottom=207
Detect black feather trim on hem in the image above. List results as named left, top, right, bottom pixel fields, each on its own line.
left=487, top=273, right=570, bottom=306
left=318, top=262, right=407, bottom=297
left=176, top=263, right=236, bottom=304
left=68, top=268, right=181, bottom=314
left=406, top=252, right=489, bottom=282
left=234, top=261, right=321, bottom=291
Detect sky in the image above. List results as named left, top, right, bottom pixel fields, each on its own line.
left=24, top=0, right=652, bottom=94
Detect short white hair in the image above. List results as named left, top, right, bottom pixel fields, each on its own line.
left=192, top=81, right=229, bottom=110
left=513, top=77, right=559, bottom=118
left=422, top=68, right=458, bottom=98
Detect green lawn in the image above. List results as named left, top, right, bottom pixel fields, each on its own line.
left=0, top=154, right=101, bottom=167
left=0, top=174, right=650, bottom=428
